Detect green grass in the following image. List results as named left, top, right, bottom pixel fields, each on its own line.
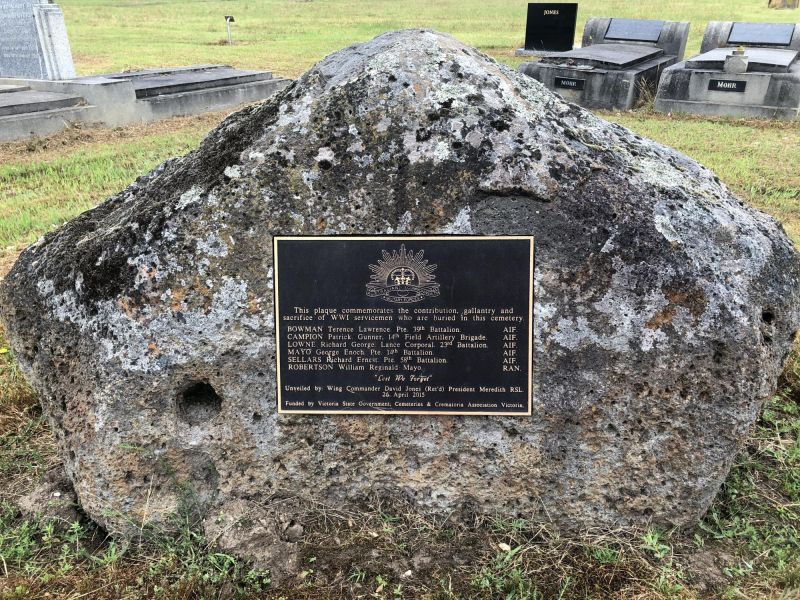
left=0, top=117, right=213, bottom=254
left=608, top=114, right=800, bottom=245
left=5, top=346, right=794, bottom=598
left=58, top=0, right=800, bottom=78
left=695, top=371, right=800, bottom=598
left=0, top=498, right=273, bottom=598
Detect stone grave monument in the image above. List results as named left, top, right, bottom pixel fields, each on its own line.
left=1, top=30, right=798, bottom=574
left=0, top=0, right=75, bottom=80
left=0, top=0, right=289, bottom=141
left=519, top=17, right=689, bottom=110
left=515, top=3, right=578, bottom=57
left=654, top=21, right=800, bottom=120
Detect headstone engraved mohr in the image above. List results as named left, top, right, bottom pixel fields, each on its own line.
left=519, top=17, right=690, bottom=110
left=554, top=75, right=585, bottom=90
left=654, top=20, right=800, bottom=119
left=709, top=79, right=747, bottom=92
left=274, top=236, right=534, bottom=415
left=0, top=0, right=75, bottom=80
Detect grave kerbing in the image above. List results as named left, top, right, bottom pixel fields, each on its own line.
left=654, top=21, right=800, bottom=120
left=519, top=18, right=689, bottom=110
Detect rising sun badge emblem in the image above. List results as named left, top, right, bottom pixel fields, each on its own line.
left=366, top=244, right=440, bottom=304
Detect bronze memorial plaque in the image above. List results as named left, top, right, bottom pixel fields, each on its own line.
left=273, top=236, right=534, bottom=415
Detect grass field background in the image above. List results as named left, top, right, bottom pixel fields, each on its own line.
left=59, top=0, right=800, bottom=77
left=1, top=1, right=799, bottom=597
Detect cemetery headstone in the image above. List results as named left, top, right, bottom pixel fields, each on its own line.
left=0, top=0, right=75, bottom=80
left=520, top=3, right=578, bottom=54
left=728, top=21, right=795, bottom=45
left=1, top=30, right=798, bottom=572
left=654, top=21, right=800, bottom=119
left=604, top=18, right=664, bottom=42
left=519, top=18, right=689, bottom=110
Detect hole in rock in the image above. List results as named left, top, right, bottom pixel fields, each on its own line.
left=491, top=118, right=509, bottom=132
left=178, top=381, right=222, bottom=425
left=318, top=159, right=332, bottom=170
left=762, top=309, right=776, bottom=325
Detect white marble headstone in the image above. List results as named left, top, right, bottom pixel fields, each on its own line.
left=0, top=0, right=75, bottom=80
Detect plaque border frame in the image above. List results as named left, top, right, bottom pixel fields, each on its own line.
left=273, top=235, right=534, bottom=416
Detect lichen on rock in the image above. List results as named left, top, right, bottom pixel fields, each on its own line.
left=1, top=30, right=798, bottom=568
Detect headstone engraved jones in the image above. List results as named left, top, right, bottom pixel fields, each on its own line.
left=274, top=236, right=534, bottom=415
left=523, top=3, right=578, bottom=52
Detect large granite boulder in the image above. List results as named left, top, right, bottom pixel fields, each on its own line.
left=1, top=31, right=798, bottom=553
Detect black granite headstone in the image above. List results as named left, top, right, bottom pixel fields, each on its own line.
left=524, top=3, right=578, bottom=52
left=604, top=18, right=665, bottom=43
left=728, top=22, right=795, bottom=46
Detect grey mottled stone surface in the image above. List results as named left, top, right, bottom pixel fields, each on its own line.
left=1, top=31, right=799, bottom=557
